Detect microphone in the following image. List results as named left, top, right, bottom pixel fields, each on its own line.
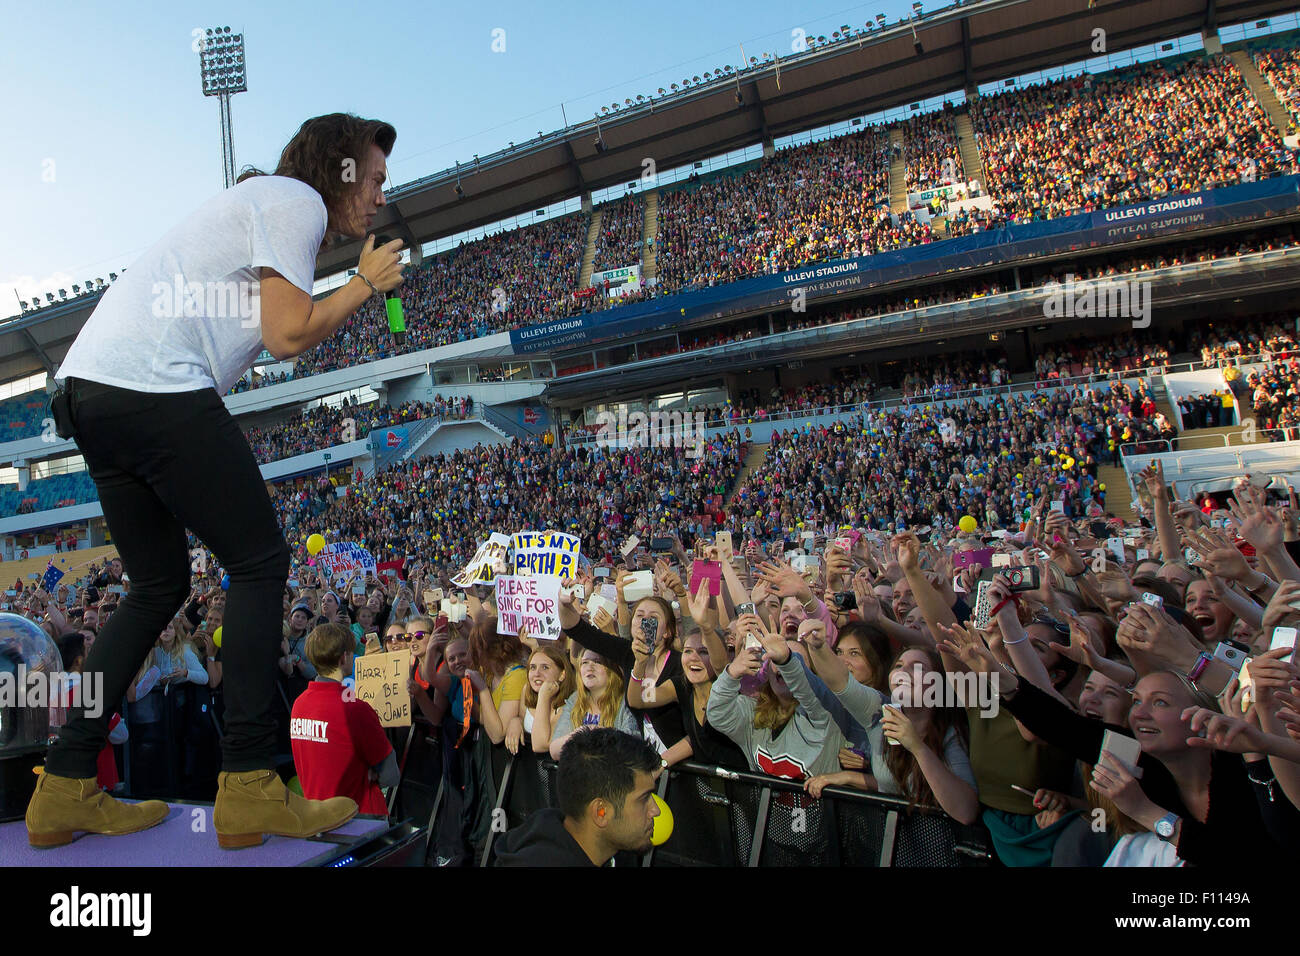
left=374, top=234, right=406, bottom=347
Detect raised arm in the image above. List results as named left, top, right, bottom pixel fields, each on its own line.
left=705, top=646, right=761, bottom=755
left=260, top=236, right=405, bottom=359
left=548, top=693, right=580, bottom=761
left=467, top=670, right=506, bottom=745
left=1137, top=462, right=1181, bottom=568
left=988, top=576, right=1072, bottom=708
left=894, top=533, right=952, bottom=641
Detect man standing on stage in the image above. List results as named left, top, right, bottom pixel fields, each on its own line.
left=28, top=113, right=405, bottom=849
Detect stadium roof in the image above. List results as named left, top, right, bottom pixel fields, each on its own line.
left=338, top=0, right=1300, bottom=275
left=5, top=0, right=1298, bottom=384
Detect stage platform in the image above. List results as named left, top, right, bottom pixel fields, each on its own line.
left=4, top=801, right=426, bottom=866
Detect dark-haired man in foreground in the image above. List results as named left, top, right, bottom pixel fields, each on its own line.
left=495, top=728, right=661, bottom=867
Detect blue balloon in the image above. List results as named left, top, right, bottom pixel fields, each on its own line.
left=221, top=574, right=230, bottom=591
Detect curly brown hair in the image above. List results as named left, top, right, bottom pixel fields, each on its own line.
left=237, top=113, right=395, bottom=241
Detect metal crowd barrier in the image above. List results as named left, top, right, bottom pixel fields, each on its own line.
left=121, top=681, right=224, bottom=800
left=468, top=747, right=994, bottom=867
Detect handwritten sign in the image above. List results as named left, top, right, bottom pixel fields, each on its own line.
left=316, top=542, right=377, bottom=584
left=452, top=533, right=511, bottom=587
left=354, top=650, right=412, bottom=727
left=495, top=574, right=563, bottom=641
left=511, top=531, right=581, bottom=579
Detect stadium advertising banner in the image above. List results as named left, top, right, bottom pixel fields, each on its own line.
left=508, top=175, right=1300, bottom=354
left=590, top=264, right=642, bottom=298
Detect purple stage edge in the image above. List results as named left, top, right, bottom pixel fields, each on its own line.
left=3, top=802, right=389, bottom=867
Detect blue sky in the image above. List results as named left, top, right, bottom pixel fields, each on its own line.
left=1, top=0, right=939, bottom=315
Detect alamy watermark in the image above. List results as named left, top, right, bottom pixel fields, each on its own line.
left=0, top=666, right=103, bottom=719
left=891, top=665, right=1001, bottom=718
left=594, top=409, right=707, bottom=459
left=1041, top=272, right=1150, bottom=328
left=151, top=276, right=258, bottom=327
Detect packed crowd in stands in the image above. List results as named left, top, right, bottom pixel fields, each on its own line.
left=270, top=431, right=748, bottom=570
left=1034, top=334, right=1173, bottom=381
left=229, top=369, right=292, bottom=395
left=210, top=51, right=1300, bottom=398
left=1255, top=46, right=1300, bottom=129
left=242, top=399, right=452, bottom=464
left=589, top=193, right=647, bottom=273
left=654, top=127, right=895, bottom=290
left=970, top=56, right=1296, bottom=224
left=690, top=378, right=880, bottom=426
left=898, top=358, right=1010, bottom=399
left=730, top=379, right=1174, bottom=537
left=1244, top=357, right=1300, bottom=440
left=1194, top=317, right=1299, bottom=366
left=726, top=230, right=1300, bottom=374
left=901, top=108, right=966, bottom=192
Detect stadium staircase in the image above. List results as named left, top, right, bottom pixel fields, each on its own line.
left=889, top=129, right=908, bottom=213
left=579, top=211, right=603, bottom=288
left=1230, top=49, right=1293, bottom=135
left=641, top=191, right=659, bottom=279
left=1097, top=465, right=1135, bottom=520
left=477, top=402, right=545, bottom=442
left=389, top=415, right=447, bottom=466
left=952, top=107, right=988, bottom=190
left=725, top=442, right=770, bottom=508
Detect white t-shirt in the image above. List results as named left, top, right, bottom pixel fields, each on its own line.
left=57, top=176, right=327, bottom=395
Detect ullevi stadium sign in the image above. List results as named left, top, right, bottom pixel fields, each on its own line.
left=508, top=174, right=1300, bottom=355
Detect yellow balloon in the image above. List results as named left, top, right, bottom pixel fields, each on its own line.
left=306, top=533, right=326, bottom=556
left=651, top=793, right=674, bottom=846
left=1099, top=483, right=1106, bottom=492
left=958, top=515, right=978, bottom=534
left=212, top=626, right=223, bottom=649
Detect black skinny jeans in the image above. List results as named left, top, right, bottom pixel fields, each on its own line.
left=45, top=379, right=290, bottom=778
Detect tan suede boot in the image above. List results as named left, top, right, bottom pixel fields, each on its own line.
left=26, top=772, right=169, bottom=847
left=213, top=770, right=357, bottom=849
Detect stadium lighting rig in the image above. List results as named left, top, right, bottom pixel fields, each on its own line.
left=198, top=26, right=248, bottom=189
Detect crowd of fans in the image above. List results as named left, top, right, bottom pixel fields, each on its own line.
left=590, top=193, right=646, bottom=273
left=654, top=128, right=895, bottom=291
left=901, top=108, right=966, bottom=193
left=197, top=53, right=1300, bottom=399
left=270, top=432, right=748, bottom=570
left=897, top=358, right=1010, bottom=399
left=1193, top=317, right=1299, bottom=366
left=1255, top=46, right=1300, bottom=129
left=1034, top=334, right=1174, bottom=381
left=731, top=379, right=1173, bottom=538
left=229, top=369, right=293, bottom=395
left=242, top=399, right=450, bottom=464
left=970, top=56, right=1296, bottom=225
left=25, top=456, right=1300, bottom=867
left=1244, top=357, right=1300, bottom=441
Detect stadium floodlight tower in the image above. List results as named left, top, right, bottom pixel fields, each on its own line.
left=198, top=26, right=248, bottom=189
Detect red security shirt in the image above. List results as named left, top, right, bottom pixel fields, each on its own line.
left=290, top=681, right=392, bottom=815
